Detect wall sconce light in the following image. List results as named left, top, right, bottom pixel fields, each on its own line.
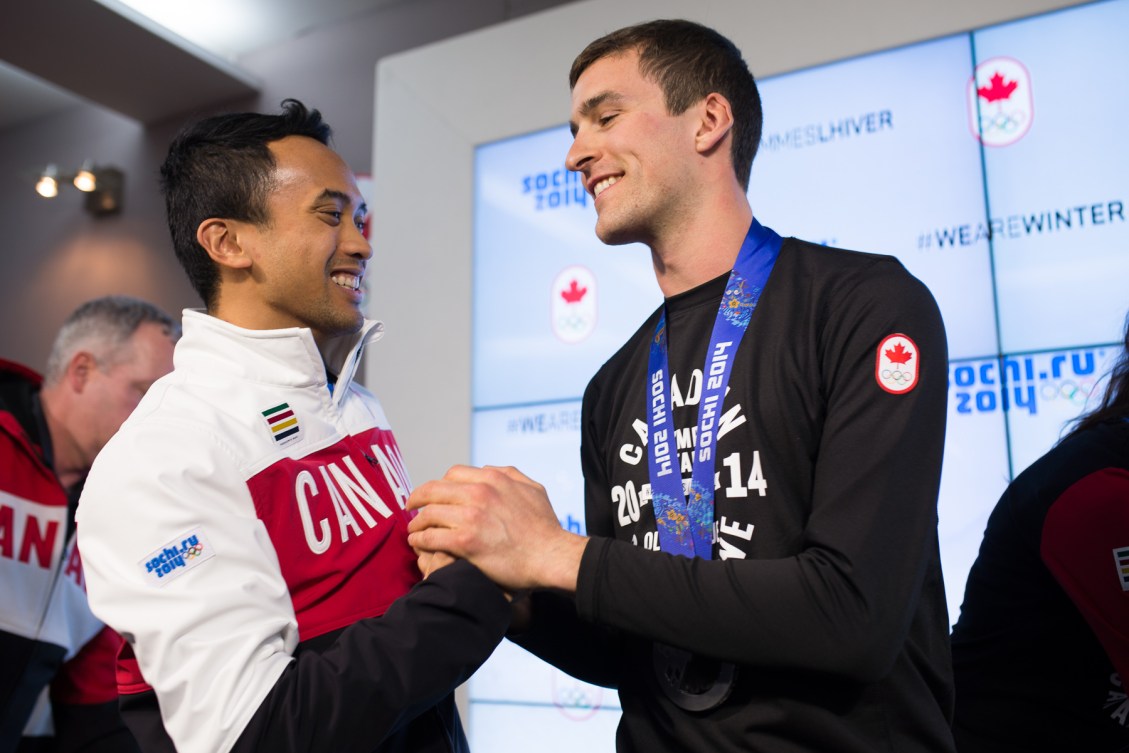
left=34, top=162, right=124, bottom=216
left=35, top=165, right=59, bottom=198
left=73, top=161, right=97, bottom=193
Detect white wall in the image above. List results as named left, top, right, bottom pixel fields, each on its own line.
left=367, top=0, right=1090, bottom=487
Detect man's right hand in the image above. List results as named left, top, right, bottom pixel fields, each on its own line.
left=406, top=465, right=588, bottom=593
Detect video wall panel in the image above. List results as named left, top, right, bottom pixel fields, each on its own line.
left=468, top=1, right=1128, bottom=748
left=749, top=33, right=999, bottom=361
left=975, top=0, right=1129, bottom=353
left=473, top=128, right=659, bottom=409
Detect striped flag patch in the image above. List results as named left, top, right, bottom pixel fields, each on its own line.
left=1115, top=546, right=1129, bottom=592
left=262, top=402, right=301, bottom=446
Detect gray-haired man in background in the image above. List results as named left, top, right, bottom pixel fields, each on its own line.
left=1, top=296, right=177, bottom=752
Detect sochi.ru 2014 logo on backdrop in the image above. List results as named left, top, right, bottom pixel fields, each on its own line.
left=968, top=57, right=1033, bottom=147
left=551, top=265, right=597, bottom=344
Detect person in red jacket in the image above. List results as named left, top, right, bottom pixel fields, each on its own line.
left=951, top=314, right=1129, bottom=752
left=1, top=295, right=177, bottom=752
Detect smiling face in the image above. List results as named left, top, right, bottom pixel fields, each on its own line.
left=566, top=50, right=704, bottom=248
left=223, top=135, right=372, bottom=347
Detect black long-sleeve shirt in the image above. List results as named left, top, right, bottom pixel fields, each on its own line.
left=516, top=238, right=955, bottom=752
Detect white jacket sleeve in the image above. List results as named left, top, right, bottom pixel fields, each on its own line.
left=78, top=418, right=294, bottom=753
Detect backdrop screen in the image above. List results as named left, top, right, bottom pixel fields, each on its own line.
left=469, top=1, right=1129, bottom=749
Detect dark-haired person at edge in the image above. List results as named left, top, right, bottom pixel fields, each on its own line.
left=2, top=295, right=177, bottom=753
left=951, top=314, right=1129, bottom=752
left=76, top=100, right=509, bottom=753
left=407, top=19, right=956, bottom=753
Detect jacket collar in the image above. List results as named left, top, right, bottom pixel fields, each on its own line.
left=177, top=310, right=383, bottom=405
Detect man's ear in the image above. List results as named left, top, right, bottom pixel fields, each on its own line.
left=65, top=351, right=98, bottom=394
left=197, top=218, right=252, bottom=270
left=695, top=92, right=735, bottom=155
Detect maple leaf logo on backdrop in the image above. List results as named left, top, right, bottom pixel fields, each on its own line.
left=978, top=71, right=1018, bottom=103
left=561, top=280, right=588, bottom=304
left=967, top=57, right=1033, bottom=147
left=551, top=265, right=596, bottom=344
left=885, top=342, right=913, bottom=365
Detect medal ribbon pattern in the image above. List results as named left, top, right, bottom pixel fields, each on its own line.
left=646, top=219, right=781, bottom=559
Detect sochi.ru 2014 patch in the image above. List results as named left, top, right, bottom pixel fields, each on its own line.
left=139, top=528, right=216, bottom=586
left=875, top=334, right=919, bottom=394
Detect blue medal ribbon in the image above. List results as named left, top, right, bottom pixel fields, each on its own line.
left=646, top=219, right=781, bottom=559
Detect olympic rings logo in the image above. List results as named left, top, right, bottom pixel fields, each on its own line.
left=881, top=367, right=913, bottom=384
left=552, top=672, right=603, bottom=721
left=1038, top=378, right=1096, bottom=406
left=556, top=314, right=589, bottom=332
left=555, top=687, right=596, bottom=709
left=979, top=109, right=1027, bottom=134
left=185, top=545, right=205, bottom=559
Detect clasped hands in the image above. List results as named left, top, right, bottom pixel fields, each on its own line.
left=406, top=465, right=587, bottom=594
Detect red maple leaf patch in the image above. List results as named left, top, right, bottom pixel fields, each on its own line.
left=561, top=279, right=587, bottom=304
left=978, top=71, right=1018, bottom=103
left=885, top=342, right=913, bottom=365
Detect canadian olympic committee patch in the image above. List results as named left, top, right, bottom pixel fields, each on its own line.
left=876, top=334, right=919, bottom=394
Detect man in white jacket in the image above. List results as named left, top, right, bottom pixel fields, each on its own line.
left=77, top=99, right=509, bottom=753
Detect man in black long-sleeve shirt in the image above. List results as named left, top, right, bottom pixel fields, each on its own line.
left=408, top=20, right=955, bottom=752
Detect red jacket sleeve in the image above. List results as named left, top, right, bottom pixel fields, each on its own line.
left=1040, top=467, right=1129, bottom=682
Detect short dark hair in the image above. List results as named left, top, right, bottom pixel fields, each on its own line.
left=160, top=99, right=332, bottom=308
left=570, top=19, right=762, bottom=191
